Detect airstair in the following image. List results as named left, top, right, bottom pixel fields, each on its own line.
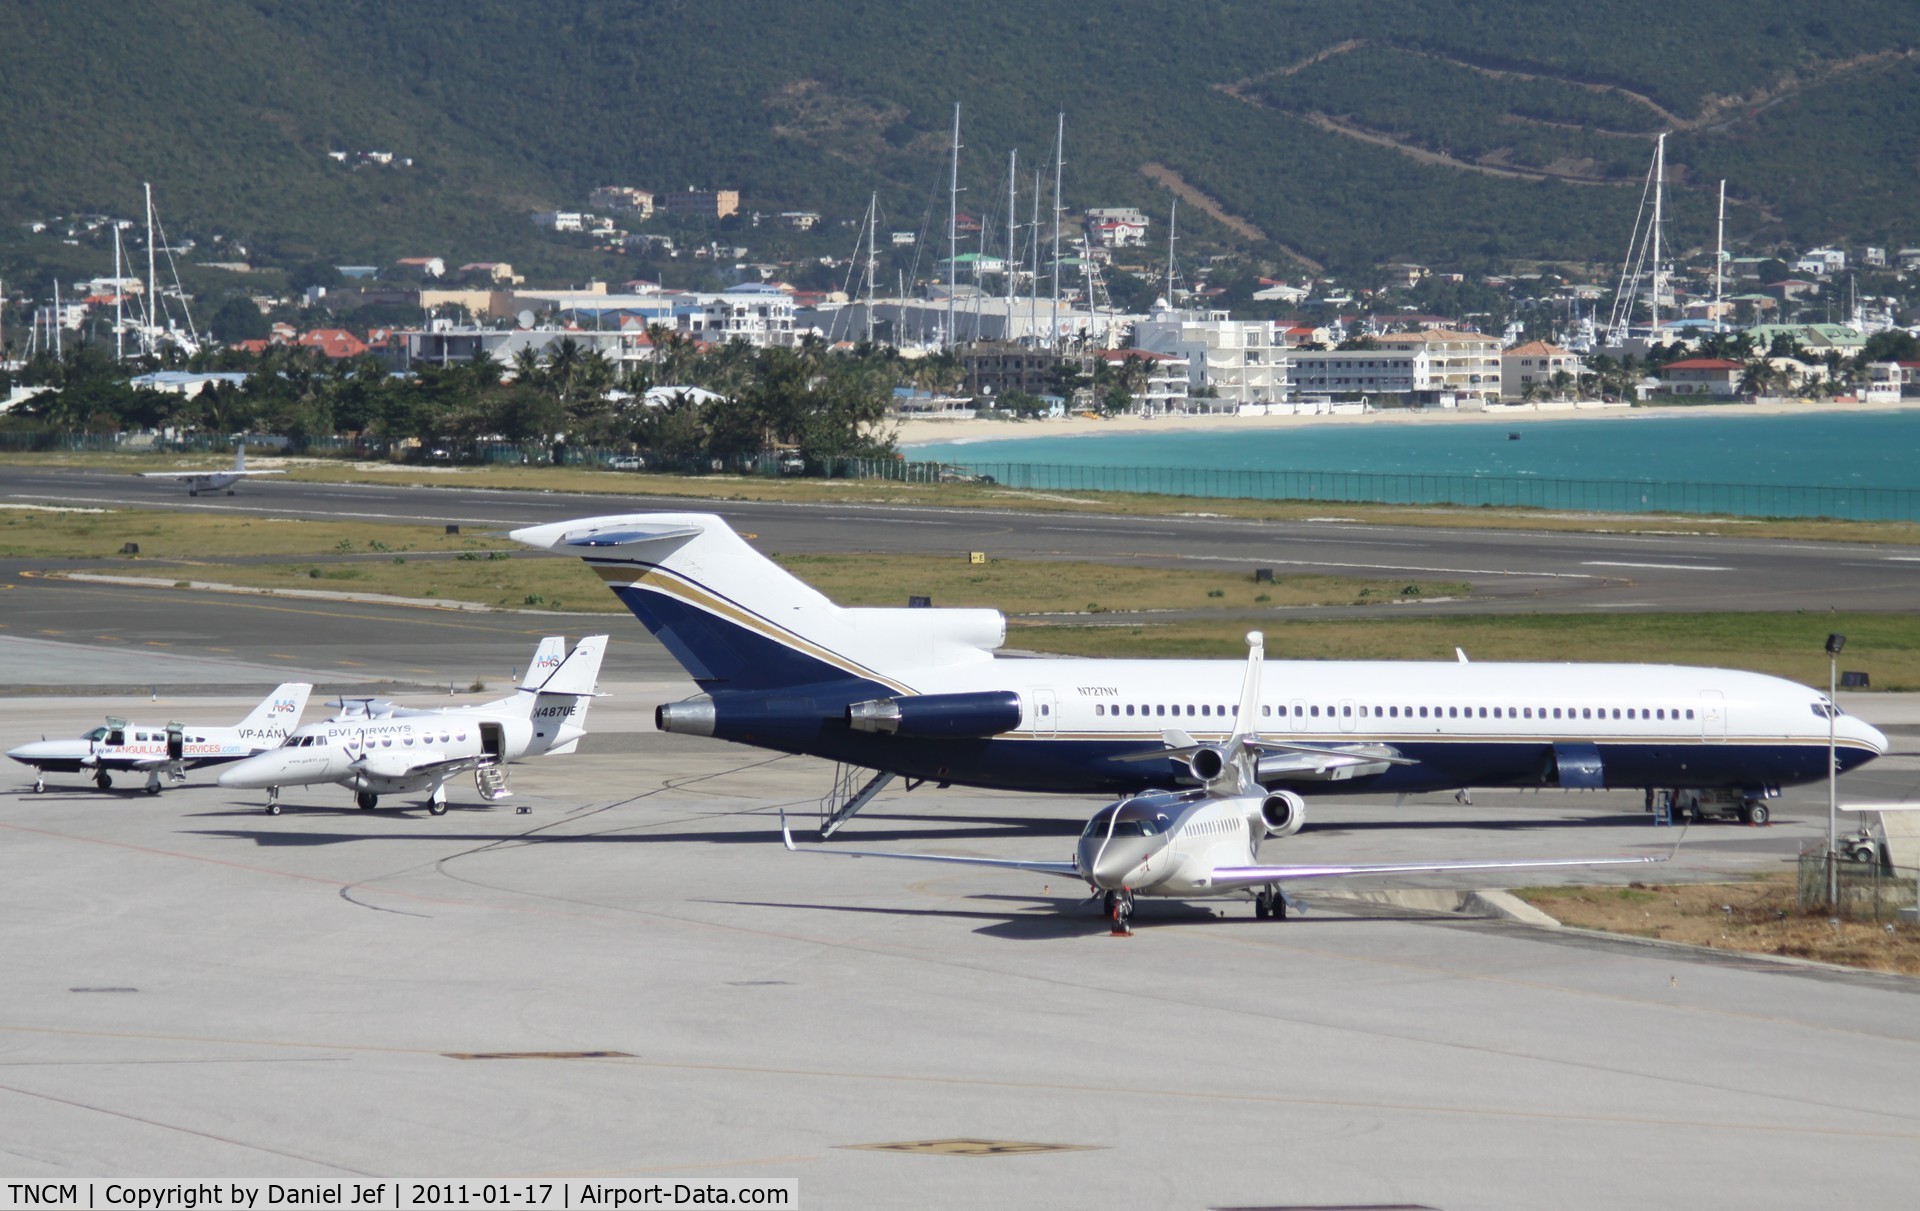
left=474, top=761, right=512, bottom=802
left=818, top=763, right=897, bottom=838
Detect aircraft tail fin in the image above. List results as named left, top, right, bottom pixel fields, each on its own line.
left=237, top=682, right=310, bottom=742
left=519, top=636, right=568, bottom=689
left=234, top=444, right=246, bottom=472
left=525, top=635, right=608, bottom=754
left=509, top=514, right=1003, bottom=692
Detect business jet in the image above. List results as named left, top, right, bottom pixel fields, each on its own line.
left=8, top=683, right=313, bottom=794
left=217, top=635, right=608, bottom=815
left=139, top=444, right=284, bottom=496
left=784, top=632, right=1670, bottom=930
left=509, top=512, right=1888, bottom=836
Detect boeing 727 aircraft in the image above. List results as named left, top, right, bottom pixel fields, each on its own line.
left=218, top=635, right=608, bottom=814
left=511, top=512, right=1888, bottom=837
left=8, top=683, right=312, bottom=793
left=139, top=444, right=283, bottom=496
left=785, top=632, right=1670, bottom=930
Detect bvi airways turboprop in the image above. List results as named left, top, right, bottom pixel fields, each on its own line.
left=785, top=633, right=1670, bottom=931
left=217, top=635, right=608, bottom=815
left=139, top=444, right=284, bottom=496
left=8, top=683, right=312, bottom=794
left=510, top=512, right=1888, bottom=839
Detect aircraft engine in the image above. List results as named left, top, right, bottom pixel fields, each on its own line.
left=1260, top=790, right=1306, bottom=838
left=1186, top=746, right=1229, bottom=783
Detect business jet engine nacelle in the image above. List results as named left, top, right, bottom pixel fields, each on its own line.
left=1260, top=790, right=1306, bottom=838
left=1186, top=746, right=1231, bottom=784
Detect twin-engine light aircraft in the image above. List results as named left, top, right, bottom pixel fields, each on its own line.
left=784, top=633, right=1670, bottom=930
left=217, top=635, right=608, bottom=815
left=510, top=512, right=1888, bottom=839
left=7, top=683, right=313, bottom=794
left=139, top=444, right=283, bottom=496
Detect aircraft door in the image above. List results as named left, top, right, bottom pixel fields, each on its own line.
left=480, top=722, right=506, bottom=759
left=1027, top=690, right=1058, bottom=738
left=1699, top=690, right=1726, bottom=742
left=165, top=724, right=184, bottom=761
left=1338, top=698, right=1358, bottom=733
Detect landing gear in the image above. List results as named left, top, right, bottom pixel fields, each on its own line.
left=93, top=770, right=112, bottom=790
left=427, top=783, right=449, bottom=816
left=32, top=771, right=44, bottom=793
left=144, top=770, right=163, bottom=795
left=1454, top=789, right=1473, bottom=806
left=1104, top=889, right=1135, bottom=935
left=264, top=786, right=281, bottom=816
left=226, top=489, right=236, bottom=496
left=355, top=791, right=378, bottom=811
left=1254, top=886, right=1288, bottom=921
left=188, top=489, right=198, bottom=497
left=1741, top=801, right=1771, bottom=827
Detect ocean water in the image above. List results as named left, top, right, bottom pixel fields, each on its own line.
left=902, top=409, right=1920, bottom=519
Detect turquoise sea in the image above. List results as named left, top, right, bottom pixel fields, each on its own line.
left=904, top=409, right=1920, bottom=520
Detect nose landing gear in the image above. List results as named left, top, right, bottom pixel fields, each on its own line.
left=1104, top=889, right=1135, bottom=936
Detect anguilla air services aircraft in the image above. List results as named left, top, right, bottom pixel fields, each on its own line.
left=139, top=444, right=283, bottom=496
left=510, top=513, right=1888, bottom=851
left=8, top=683, right=312, bottom=794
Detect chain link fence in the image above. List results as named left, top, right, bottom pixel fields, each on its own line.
left=1797, top=849, right=1920, bottom=920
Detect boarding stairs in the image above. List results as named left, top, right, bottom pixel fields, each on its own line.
left=818, top=763, right=897, bottom=838
left=474, top=760, right=512, bottom=802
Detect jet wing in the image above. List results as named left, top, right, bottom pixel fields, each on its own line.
left=354, top=750, right=474, bottom=780
left=780, top=814, right=1078, bottom=876
left=1204, top=852, right=1667, bottom=892
left=138, top=470, right=283, bottom=479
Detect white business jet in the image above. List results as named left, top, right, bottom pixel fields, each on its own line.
left=510, top=513, right=1888, bottom=839
left=218, top=635, right=608, bottom=815
left=8, top=683, right=313, bottom=794
left=785, top=631, right=1670, bottom=930
left=140, top=444, right=284, bottom=496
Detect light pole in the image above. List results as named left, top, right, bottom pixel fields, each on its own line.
left=1826, top=632, right=1846, bottom=905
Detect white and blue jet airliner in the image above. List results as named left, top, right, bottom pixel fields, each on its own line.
left=511, top=512, right=1888, bottom=847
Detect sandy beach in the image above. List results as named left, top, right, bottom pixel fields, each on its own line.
left=895, top=398, right=1920, bottom=447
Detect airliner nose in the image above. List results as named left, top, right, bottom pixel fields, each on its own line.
left=1848, top=716, right=1889, bottom=757
left=8, top=741, right=60, bottom=764
left=218, top=756, right=280, bottom=789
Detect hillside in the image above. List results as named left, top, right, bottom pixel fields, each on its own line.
left=6, top=0, right=1920, bottom=277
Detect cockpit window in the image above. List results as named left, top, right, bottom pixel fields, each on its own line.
left=83, top=727, right=109, bottom=741
left=1811, top=702, right=1844, bottom=719
left=1082, top=809, right=1159, bottom=838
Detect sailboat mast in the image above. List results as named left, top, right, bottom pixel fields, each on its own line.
left=865, top=192, right=878, bottom=345
left=145, top=182, right=158, bottom=355
left=53, top=279, right=62, bottom=359
left=113, top=227, right=124, bottom=362
left=1049, top=112, right=1063, bottom=350
left=1649, top=133, right=1665, bottom=339
left=1028, top=170, right=1041, bottom=345
left=1165, top=195, right=1178, bottom=307
left=1006, top=149, right=1017, bottom=310
left=1714, top=178, right=1725, bottom=331
left=946, top=103, right=961, bottom=350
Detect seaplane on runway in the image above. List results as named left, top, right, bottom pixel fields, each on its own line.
left=218, top=635, right=608, bottom=815
left=510, top=512, right=1888, bottom=854
left=139, top=444, right=284, bottom=496
left=8, top=683, right=312, bottom=794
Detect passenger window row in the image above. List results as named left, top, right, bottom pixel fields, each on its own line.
left=1091, top=702, right=1697, bottom=723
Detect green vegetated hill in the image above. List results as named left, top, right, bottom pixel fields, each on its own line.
left=6, top=0, right=1919, bottom=274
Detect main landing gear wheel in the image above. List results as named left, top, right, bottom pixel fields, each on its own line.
left=356, top=791, right=378, bottom=811
left=428, top=799, right=449, bottom=817
left=1742, top=802, right=1771, bottom=827
left=93, top=770, right=112, bottom=790
left=1255, top=887, right=1287, bottom=921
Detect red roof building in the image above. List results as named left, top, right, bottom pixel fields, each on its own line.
left=296, top=328, right=371, bottom=359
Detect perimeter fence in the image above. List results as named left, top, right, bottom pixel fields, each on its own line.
left=1797, top=851, right=1920, bottom=921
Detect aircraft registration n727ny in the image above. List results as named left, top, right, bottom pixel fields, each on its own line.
left=511, top=512, right=1888, bottom=849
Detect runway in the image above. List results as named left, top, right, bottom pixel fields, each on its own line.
left=5, top=468, right=1920, bottom=1205
left=2, top=686, right=1918, bottom=1206
left=8, top=463, right=1920, bottom=614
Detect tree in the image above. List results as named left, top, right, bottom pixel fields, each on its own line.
left=288, top=261, right=342, bottom=293
left=209, top=297, right=269, bottom=344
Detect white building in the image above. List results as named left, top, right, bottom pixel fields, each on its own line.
left=533, top=211, right=586, bottom=233
left=1132, top=308, right=1285, bottom=409
left=1499, top=339, right=1583, bottom=400
left=1375, top=328, right=1502, bottom=405
left=1094, top=348, right=1191, bottom=414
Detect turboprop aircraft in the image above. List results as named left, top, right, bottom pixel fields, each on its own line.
left=217, top=635, right=608, bottom=815
left=509, top=512, right=1888, bottom=837
left=784, top=632, right=1671, bottom=931
left=7, top=683, right=312, bottom=794
left=139, top=444, right=283, bottom=496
